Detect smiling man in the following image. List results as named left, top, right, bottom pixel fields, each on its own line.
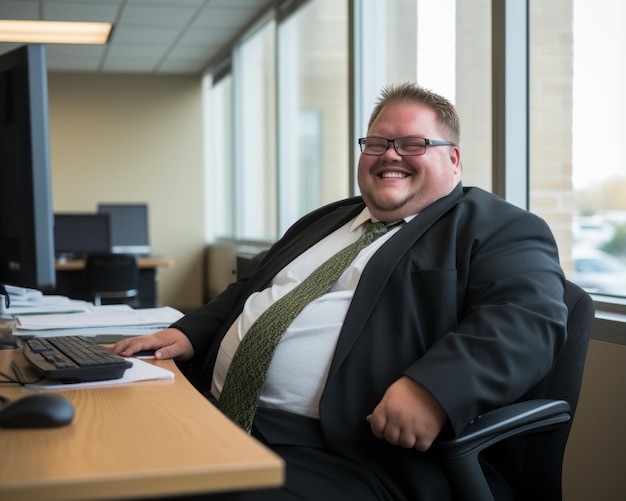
left=111, top=82, right=568, bottom=500
left=358, top=88, right=461, bottom=222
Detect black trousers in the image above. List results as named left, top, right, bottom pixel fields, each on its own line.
left=175, top=408, right=403, bottom=501
left=162, top=409, right=511, bottom=501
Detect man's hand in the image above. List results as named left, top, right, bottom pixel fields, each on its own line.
left=366, top=376, right=447, bottom=451
left=109, top=328, right=194, bottom=362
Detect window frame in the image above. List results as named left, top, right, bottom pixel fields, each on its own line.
left=204, top=0, right=626, bottom=343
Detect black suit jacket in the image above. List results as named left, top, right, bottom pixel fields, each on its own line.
left=173, top=184, right=567, bottom=498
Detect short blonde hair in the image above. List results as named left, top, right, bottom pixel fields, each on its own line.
left=367, top=82, right=460, bottom=146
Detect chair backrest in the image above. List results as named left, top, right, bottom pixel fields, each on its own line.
left=84, top=253, right=139, bottom=304
left=485, top=280, right=595, bottom=499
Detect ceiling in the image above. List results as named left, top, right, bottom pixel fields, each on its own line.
left=0, top=0, right=276, bottom=74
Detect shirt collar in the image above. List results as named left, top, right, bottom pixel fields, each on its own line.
left=350, top=207, right=417, bottom=232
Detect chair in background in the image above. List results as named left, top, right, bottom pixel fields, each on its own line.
left=435, top=280, right=595, bottom=500
left=84, top=253, right=140, bottom=307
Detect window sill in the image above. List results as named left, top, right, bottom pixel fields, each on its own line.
left=590, top=294, right=626, bottom=345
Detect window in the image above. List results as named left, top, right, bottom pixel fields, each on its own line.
left=234, top=21, right=277, bottom=241
left=353, top=0, right=492, bottom=193
left=207, top=19, right=277, bottom=243
left=206, top=0, right=626, bottom=318
left=209, top=0, right=349, bottom=241
left=530, top=0, right=626, bottom=299
left=571, top=0, right=626, bottom=297
left=207, top=73, right=233, bottom=240
left=277, top=0, right=349, bottom=235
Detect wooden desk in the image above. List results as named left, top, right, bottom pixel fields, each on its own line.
left=0, top=349, right=284, bottom=501
left=55, top=257, right=174, bottom=308
left=55, top=257, right=175, bottom=272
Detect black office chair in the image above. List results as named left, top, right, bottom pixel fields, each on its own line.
left=435, top=280, right=595, bottom=500
left=84, top=253, right=140, bottom=306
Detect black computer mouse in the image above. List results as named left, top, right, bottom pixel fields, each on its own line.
left=0, top=393, right=75, bottom=428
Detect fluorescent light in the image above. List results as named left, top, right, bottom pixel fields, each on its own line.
left=0, top=20, right=112, bottom=45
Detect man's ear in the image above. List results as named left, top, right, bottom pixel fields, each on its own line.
left=450, top=145, right=462, bottom=172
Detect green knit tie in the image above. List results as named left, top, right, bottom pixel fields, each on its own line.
left=218, top=221, right=390, bottom=432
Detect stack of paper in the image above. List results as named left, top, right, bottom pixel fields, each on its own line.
left=0, top=285, right=91, bottom=317
left=13, top=306, right=185, bottom=338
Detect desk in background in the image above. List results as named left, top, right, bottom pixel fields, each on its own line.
left=0, top=348, right=283, bottom=500
left=55, top=257, right=174, bottom=308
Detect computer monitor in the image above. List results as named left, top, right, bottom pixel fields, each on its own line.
left=53, top=213, right=111, bottom=260
left=97, top=203, right=150, bottom=256
left=0, top=45, right=56, bottom=291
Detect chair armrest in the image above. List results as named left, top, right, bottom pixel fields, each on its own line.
left=433, top=399, right=571, bottom=501
left=436, top=399, right=570, bottom=459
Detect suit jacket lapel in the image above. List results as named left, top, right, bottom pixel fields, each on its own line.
left=327, top=184, right=465, bottom=379
left=246, top=201, right=365, bottom=292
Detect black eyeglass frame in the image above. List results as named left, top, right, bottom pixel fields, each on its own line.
left=358, top=136, right=455, bottom=156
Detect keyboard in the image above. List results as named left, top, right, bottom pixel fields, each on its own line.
left=23, top=335, right=133, bottom=383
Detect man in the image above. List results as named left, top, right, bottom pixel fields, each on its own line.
left=112, top=82, right=567, bottom=500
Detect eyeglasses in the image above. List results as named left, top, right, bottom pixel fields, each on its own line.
left=358, top=136, right=455, bottom=156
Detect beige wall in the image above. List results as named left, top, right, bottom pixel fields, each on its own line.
left=563, top=339, right=626, bottom=500
left=48, top=73, right=205, bottom=311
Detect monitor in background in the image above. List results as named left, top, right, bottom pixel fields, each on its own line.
left=54, top=214, right=111, bottom=260
left=0, top=45, right=56, bottom=291
left=97, top=203, right=150, bottom=256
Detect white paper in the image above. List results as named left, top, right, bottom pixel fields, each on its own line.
left=14, top=325, right=166, bottom=339
left=1, top=300, right=92, bottom=316
left=3, top=284, right=43, bottom=298
left=25, top=357, right=174, bottom=391
left=15, top=306, right=184, bottom=331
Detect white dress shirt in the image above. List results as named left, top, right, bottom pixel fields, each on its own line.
left=212, top=208, right=411, bottom=418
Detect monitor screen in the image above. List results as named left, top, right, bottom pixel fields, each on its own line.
left=0, top=45, right=56, bottom=291
left=54, top=214, right=111, bottom=259
left=97, top=203, right=150, bottom=255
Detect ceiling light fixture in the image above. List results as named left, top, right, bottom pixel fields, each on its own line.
left=0, top=20, right=112, bottom=45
